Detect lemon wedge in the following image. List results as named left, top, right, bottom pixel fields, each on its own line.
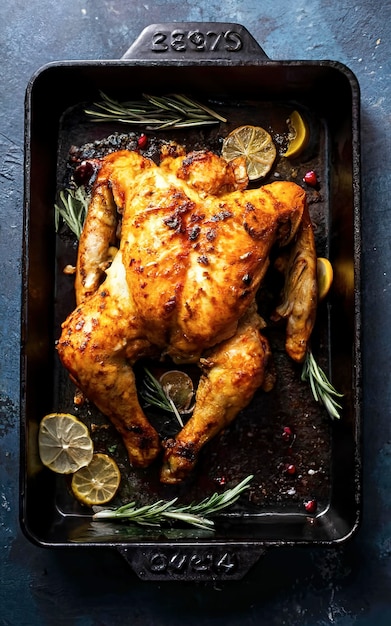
left=317, top=257, right=334, bottom=300
left=38, top=413, right=94, bottom=474
left=221, top=125, right=277, bottom=180
left=71, top=453, right=121, bottom=506
left=284, top=110, right=309, bottom=159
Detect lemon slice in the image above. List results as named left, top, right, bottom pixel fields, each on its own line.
left=71, top=453, right=121, bottom=506
left=38, top=413, right=94, bottom=474
left=317, top=257, right=334, bottom=300
left=159, top=370, right=194, bottom=412
left=221, top=125, right=277, bottom=180
left=284, top=110, right=309, bottom=159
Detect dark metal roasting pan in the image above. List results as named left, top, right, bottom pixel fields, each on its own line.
left=21, top=23, right=361, bottom=581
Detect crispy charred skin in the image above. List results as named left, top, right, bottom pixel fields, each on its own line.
left=57, top=149, right=317, bottom=480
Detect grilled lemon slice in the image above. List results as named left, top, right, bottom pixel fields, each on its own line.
left=222, top=125, right=276, bottom=180
left=38, top=412, right=94, bottom=474
left=71, top=453, right=121, bottom=506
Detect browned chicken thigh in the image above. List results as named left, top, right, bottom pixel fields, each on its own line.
left=58, top=149, right=317, bottom=483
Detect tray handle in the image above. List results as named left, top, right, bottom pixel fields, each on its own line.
left=117, top=544, right=267, bottom=581
left=122, top=22, right=269, bottom=61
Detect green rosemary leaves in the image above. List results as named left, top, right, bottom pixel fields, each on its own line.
left=84, top=92, right=227, bottom=129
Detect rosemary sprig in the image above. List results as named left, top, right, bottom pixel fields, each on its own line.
left=301, top=349, right=343, bottom=419
left=54, top=186, right=89, bottom=238
left=84, top=92, right=227, bottom=129
left=140, top=367, right=185, bottom=427
left=93, top=474, right=253, bottom=531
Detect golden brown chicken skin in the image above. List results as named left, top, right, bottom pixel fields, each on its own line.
left=57, top=149, right=317, bottom=483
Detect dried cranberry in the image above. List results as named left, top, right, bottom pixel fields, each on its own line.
left=282, top=426, right=293, bottom=441
left=74, top=160, right=96, bottom=186
left=303, top=170, right=318, bottom=187
left=304, top=499, right=317, bottom=514
left=137, top=133, right=148, bottom=149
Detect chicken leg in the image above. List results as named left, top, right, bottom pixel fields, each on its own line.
left=58, top=251, right=161, bottom=467
left=160, top=305, right=274, bottom=484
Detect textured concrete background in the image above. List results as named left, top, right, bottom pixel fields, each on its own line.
left=1, top=1, right=391, bottom=624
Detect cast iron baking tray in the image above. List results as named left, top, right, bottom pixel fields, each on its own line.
left=21, top=23, right=361, bottom=581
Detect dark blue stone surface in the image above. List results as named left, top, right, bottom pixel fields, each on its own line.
left=1, top=2, right=391, bottom=623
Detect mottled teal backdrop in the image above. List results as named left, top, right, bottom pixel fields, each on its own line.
left=1, top=1, right=390, bottom=624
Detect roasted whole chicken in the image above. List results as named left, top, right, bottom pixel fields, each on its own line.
left=58, top=148, right=318, bottom=484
